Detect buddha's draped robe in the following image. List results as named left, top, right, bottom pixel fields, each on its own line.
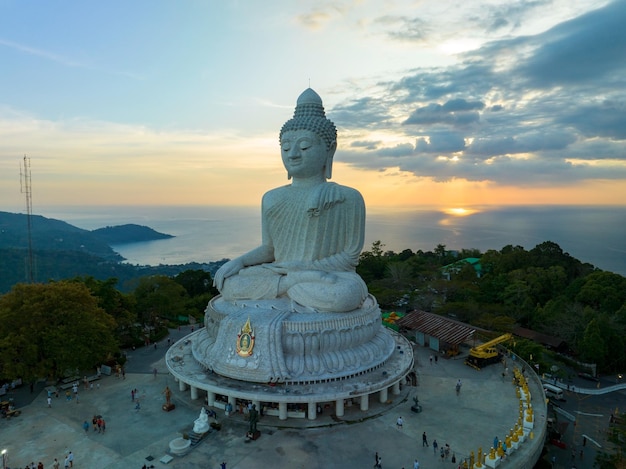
left=220, top=182, right=368, bottom=312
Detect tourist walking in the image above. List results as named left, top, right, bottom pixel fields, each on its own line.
left=68, top=451, right=74, bottom=467
left=422, top=432, right=428, bottom=447
left=456, top=379, right=462, bottom=395
left=414, top=459, right=420, bottom=469
left=396, top=416, right=404, bottom=429
left=374, top=453, right=382, bottom=469
left=52, top=458, right=60, bottom=469
left=433, top=439, right=438, bottom=455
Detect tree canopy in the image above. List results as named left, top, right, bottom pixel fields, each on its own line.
left=357, top=239, right=625, bottom=372
left=0, top=281, right=118, bottom=382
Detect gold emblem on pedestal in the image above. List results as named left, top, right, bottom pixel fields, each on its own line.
left=236, top=317, right=255, bottom=357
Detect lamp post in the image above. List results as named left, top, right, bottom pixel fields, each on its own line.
left=2, top=448, right=7, bottom=469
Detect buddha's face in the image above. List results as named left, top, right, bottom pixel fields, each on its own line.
left=280, top=130, right=329, bottom=179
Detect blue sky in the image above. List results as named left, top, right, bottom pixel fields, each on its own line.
left=1, top=0, right=624, bottom=211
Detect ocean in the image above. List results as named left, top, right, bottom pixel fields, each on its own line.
left=41, top=205, right=626, bottom=276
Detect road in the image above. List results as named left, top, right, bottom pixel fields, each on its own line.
left=544, top=375, right=626, bottom=468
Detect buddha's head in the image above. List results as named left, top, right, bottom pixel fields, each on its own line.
left=280, top=88, right=337, bottom=179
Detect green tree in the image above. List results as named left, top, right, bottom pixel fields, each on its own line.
left=358, top=241, right=389, bottom=283
left=0, top=281, right=117, bottom=382
left=174, top=269, right=218, bottom=297
left=579, top=318, right=608, bottom=364
left=132, top=275, right=190, bottom=325
left=76, top=277, right=135, bottom=325
left=575, top=271, right=626, bottom=314
left=73, top=276, right=137, bottom=347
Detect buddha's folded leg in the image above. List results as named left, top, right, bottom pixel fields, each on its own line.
left=286, top=272, right=368, bottom=312
left=220, top=266, right=281, bottom=300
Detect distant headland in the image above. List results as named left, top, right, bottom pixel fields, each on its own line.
left=0, top=211, right=227, bottom=294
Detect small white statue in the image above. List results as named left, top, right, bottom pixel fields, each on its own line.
left=193, top=406, right=210, bottom=433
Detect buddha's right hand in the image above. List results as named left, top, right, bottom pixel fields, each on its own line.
left=213, top=258, right=245, bottom=290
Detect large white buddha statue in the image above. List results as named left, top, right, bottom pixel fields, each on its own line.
left=195, top=89, right=394, bottom=384
left=213, top=88, right=368, bottom=313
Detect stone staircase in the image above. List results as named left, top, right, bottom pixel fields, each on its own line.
left=188, top=429, right=210, bottom=447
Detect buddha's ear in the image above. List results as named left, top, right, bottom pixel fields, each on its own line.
left=325, top=141, right=337, bottom=179
left=328, top=140, right=337, bottom=157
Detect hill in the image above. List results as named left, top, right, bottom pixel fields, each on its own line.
left=0, top=211, right=173, bottom=259
left=0, top=211, right=213, bottom=294
left=92, top=224, right=174, bottom=244
left=0, top=211, right=121, bottom=261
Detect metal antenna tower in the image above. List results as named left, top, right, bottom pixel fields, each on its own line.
left=20, top=155, right=35, bottom=283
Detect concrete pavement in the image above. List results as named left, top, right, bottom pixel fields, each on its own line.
left=0, top=331, right=546, bottom=469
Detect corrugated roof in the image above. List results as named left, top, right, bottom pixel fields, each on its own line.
left=512, top=326, right=566, bottom=349
left=396, top=310, right=476, bottom=345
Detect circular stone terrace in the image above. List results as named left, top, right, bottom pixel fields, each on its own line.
left=165, top=328, right=414, bottom=421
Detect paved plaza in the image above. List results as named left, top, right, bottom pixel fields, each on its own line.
left=0, top=329, right=546, bottom=469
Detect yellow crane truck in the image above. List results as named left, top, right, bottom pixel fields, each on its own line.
left=465, top=333, right=512, bottom=370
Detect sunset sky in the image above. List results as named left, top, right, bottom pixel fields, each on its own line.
left=1, top=0, right=625, bottom=213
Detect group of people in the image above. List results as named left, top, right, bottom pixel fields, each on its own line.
left=23, top=452, right=74, bottom=469
left=376, top=435, right=454, bottom=469
left=90, top=414, right=106, bottom=433
left=433, top=441, right=453, bottom=462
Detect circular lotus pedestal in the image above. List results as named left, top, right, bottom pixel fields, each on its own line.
left=193, top=295, right=395, bottom=384
left=169, top=437, right=191, bottom=456
left=167, top=295, right=414, bottom=423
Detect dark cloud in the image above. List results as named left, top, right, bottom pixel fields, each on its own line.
left=403, top=101, right=482, bottom=126
left=415, top=131, right=466, bottom=153
left=558, top=100, right=626, bottom=140
left=331, top=96, right=392, bottom=128
left=351, top=140, right=381, bottom=150
left=377, top=143, right=415, bottom=157
left=374, top=15, right=429, bottom=42
left=467, top=130, right=576, bottom=157
left=332, top=0, right=626, bottom=187
left=470, top=0, right=549, bottom=34
left=442, top=99, right=485, bottom=112
left=514, top=1, right=626, bottom=87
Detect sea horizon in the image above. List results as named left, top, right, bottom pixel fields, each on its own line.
left=10, top=204, right=626, bottom=277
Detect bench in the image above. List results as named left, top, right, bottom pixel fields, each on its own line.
left=59, top=375, right=100, bottom=390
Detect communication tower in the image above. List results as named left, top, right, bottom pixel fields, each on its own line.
left=20, top=155, right=35, bottom=283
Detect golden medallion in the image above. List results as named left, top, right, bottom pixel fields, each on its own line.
left=236, top=317, right=255, bottom=357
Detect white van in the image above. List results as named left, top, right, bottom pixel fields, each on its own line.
left=543, top=383, right=566, bottom=402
